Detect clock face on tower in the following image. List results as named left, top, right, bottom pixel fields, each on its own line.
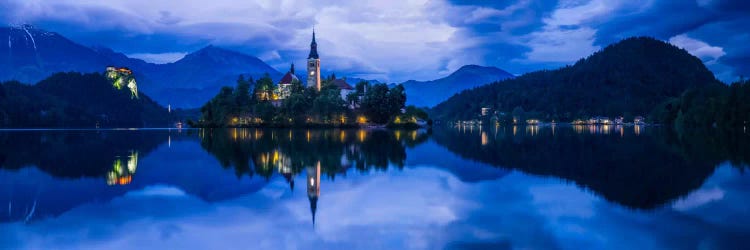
left=310, top=71, right=315, bottom=76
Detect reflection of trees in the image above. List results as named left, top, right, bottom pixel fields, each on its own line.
left=433, top=125, right=750, bottom=209
left=198, top=128, right=430, bottom=181
left=0, top=130, right=166, bottom=178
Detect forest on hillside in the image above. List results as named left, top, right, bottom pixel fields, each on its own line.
left=0, top=72, right=171, bottom=127
left=430, top=37, right=733, bottom=128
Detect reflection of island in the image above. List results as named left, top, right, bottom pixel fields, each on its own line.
left=198, top=128, right=431, bottom=225
left=107, top=151, right=138, bottom=185
left=433, top=125, right=750, bottom=209
left=199, top=128, right=430, bottom=179
left=0, top=130, right=164, bottom=178
left=0, top=130, right=178, bottom=223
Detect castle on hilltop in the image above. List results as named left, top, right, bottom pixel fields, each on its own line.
left=105, top=66, right=138, bottom=99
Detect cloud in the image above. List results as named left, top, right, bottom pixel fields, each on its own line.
left=128, top=52, right=187, bottom=64
left=523, top=27, right=600, bottom=63
left=1, top=0, right=749, bottom=82
left=520, top=0, right=610, bottom=63
left=672, top=186, right=725, bottom=211
left=669, top=34, right=726, bottom=63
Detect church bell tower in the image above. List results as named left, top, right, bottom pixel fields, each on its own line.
left=307, top=29, right=321, bottom=91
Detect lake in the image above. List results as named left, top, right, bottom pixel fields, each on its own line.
left=1, top=125, right=749, bottom=249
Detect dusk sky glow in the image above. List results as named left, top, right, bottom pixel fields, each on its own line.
left=2, top=0, right=748, bottom=82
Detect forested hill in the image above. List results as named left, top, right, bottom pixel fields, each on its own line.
left=430, top=37, right=722, bottom=121
left=0, top=72, right=171, bottom=127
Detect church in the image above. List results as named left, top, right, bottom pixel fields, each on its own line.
left=272, top=29, right=354, bottom=105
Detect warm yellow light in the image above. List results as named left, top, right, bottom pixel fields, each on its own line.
left=357, top=116, right=367, bottom=124
left=358, top=130, right=366, bottom=142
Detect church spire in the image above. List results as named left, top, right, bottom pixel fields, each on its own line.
left=309, top=196, right=318, bottom=226
left=308, top=28, right=319, bottom=59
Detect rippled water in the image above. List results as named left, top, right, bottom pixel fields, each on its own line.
left=1, top=126, right=748, bottom=249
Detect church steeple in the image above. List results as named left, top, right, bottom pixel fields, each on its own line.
left=308, top=28, right=319, bottom=59
left=307, top=161, right=321, bottom=226
left=306, top=27, right=321, bottom=91
left=309, top=196, right=318, bottom=225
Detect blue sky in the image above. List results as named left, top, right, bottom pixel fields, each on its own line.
left=1, top=0, right=748, bottom=82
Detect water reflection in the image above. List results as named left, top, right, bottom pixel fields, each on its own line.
left=1, top=127, right=749, bottom=249
left=436, top=125, right=750, bottom=209
left=107, top=151, right=139, bottom=186
left=308, top=161, right=320, bottom=224
left=0, top=129, right=433, bottom=224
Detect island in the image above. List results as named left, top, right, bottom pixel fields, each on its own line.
left=190, top=30, right=429, bottom=128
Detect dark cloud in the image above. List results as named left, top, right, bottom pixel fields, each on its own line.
left=0, top=0, right=748, bottom=82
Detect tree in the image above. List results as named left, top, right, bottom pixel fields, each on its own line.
left=361, top=84, right=406, bottom=124
left=282, top=93, right=310, bottom=124
left=234, top=75, right=251, bottom=111
left=312, top=83, right=346, bottom=122
left=254, top=101, right=276, bottom=122
left=253, top=74, right=275, bottom=102
left=512, top=106, right=525, bottom=123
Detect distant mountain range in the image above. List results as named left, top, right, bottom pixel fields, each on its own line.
left=1, top=25, right=512, bottom=108
left=1, top=25, right=281, bottom=108
left=400, top=65, right=514, bottom=108
left=430, top=37, right=722, bottom=121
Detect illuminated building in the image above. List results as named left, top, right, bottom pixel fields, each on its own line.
left=615, top=116, right=624, bottom=124
left=275, top=64, right=298, bottom=102
left=331, top=78, right=354, bottom=103
left=481, top=107, right=491, bottom=116
left=634, top=116, right=645, bottom=125
left=105, top=66, right=138, bottom=98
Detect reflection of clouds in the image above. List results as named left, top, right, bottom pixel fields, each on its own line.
left=672, top=187, right=724, bottom=211
left=126, top=185, right=187, bottom=198
left=669, top=163, right=750, bottom=231
left=0, top=168, right=473, bottom=249
left=2, top=160, right=750, bottom=249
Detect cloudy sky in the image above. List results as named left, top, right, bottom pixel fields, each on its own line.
left=1, top=0, right=748, bottom=82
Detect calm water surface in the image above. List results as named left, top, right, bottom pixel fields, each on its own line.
left=1, top=126, right=749, bottom=249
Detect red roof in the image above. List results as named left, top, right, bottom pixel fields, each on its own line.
left=278, top=72, right=299, bottom=85
left=332, top=79, right=353, bottom=90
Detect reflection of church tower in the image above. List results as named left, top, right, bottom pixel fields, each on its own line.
left=307, top=28, right=321, bottom=91
left=307, top=161, right=321, bottom=225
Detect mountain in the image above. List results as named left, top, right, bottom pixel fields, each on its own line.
left=0, top=72, right=170, bottom=127
left=0, top=25, right=108, bottom=83
left=143, top=46, right=282, bottom=107
left=0, top=25, right=281, bottom=108
left=345, top=77, right=381, bottom=85
left=400, top=65, right=514, bottom=108
left=430, top=37, right=723, bottom=121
